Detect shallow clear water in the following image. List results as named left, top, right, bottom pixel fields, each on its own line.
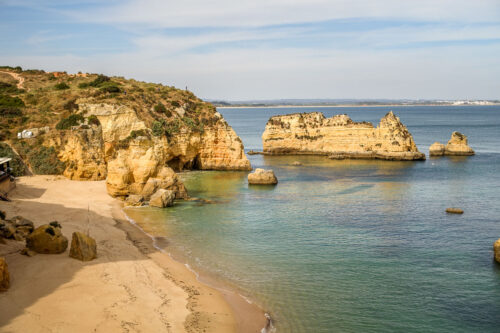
left=125, top=106, right=500, bottom=332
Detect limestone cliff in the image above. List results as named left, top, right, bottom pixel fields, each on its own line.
left=2, top=69, right=251, bottom=200
left=262, top=111, right=425, bottom=160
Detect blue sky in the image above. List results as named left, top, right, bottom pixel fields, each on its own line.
left=1, top=0, right=500, bottom=100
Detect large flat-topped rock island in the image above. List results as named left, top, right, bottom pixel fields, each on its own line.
left=262, top=111, right=425, bottom=160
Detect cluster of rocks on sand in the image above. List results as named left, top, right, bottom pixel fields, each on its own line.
left=429, top=132, right=475, bottom=156
left=0, top=212, right=97, bottom=291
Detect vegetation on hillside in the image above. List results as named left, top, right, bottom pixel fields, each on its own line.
left=0, top=143, right=25, bottom=176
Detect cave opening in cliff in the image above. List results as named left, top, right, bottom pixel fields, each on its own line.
left=167, top=155, right=201, bottom=171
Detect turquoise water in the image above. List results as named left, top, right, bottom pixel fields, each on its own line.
left=125, top=106, right=500, bottom=332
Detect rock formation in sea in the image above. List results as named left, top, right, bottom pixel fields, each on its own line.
left=1, top=70, right=251, bottom=202
left=262, top=111, right=425, bottom=160
left=429, top=142, right=446, bottom=156
left=494, top=239, right=500, bottom=263
left=429, top=132, right=474, bottom=157
left=248, top=168, right=278, bottom=185
left=444, top=132, right=475, bottom=156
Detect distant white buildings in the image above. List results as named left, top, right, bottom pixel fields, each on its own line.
left=17, top=126, right=50, bottom=139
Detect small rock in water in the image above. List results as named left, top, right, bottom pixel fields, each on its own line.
left=446, top=208, right=464, bottom=214
left=69, top=232, right=97, bottom=261
left=291, top=161, right=302, bottom=166
left=248, top=168, right=278, bottom=185
left=494, top=239, right=500, bottom=264
left=0, top=257, right=9, bottom=291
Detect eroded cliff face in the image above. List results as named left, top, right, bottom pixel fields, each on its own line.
left=53, top=103, right=250, bottom=199
left=262, top=111, right=425, bottom=160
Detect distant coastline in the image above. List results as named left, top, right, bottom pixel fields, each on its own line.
left=217, top=102, right=500, bottom=109
left=212, top=99, right=500, bottom=108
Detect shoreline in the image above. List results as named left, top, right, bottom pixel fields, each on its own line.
left=115, top=205, right=272, bottom=333
left=0, top=176, right=268, bottom=332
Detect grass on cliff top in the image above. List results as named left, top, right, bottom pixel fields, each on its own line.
left=0, top=67, right=220, bottom=141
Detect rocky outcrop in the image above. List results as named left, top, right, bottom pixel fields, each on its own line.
left=149, top=189, right=175, bottom=208
left=76, top=104, right=250, bottom=199
left=444, top=132, right=474, bottom=156
left=262, top=111, right=425, bottom=160
left=248, top=169, right=278, bottom=185
left=430, top=132, right=474, bottom=157
left=0, top=216, right=34, bottom=241
left=429, top=142, right=445, bottom=156
left=26, top=224, right=68, bottom=254
left=69, top=232, right=97, bottom=261
left=0, top=257, right=9, bottom=291
left=125, top=194, right=145, bottom=207
left=494, top=239, right=500, bottom=263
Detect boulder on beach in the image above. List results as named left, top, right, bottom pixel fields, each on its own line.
left=429, top=142, right=445, bottom=156
left=69, top=232, right=97, bottom=261
left=494, top=239, right=500, bottom=263
left=125, top=194, right=145, bottom=207
left=26, top=224, right=68, bottom=254
left=445, top=132, right=474, bottom=156
left=0, top=257, right=9, bottom=291
left=149, top=189, right=175, bottom=208
left=446, top=208, right=464, bottom=214
left=0, top=216, right=34, bottom=241
left=248, top=168, right=278, bottom=185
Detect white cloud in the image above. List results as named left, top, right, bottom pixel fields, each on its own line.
left=66, top=0, right=500, bottom=27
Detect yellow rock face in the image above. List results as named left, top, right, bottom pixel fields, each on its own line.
left=262, top=111, right=425, bottom=160
left=444, top=132, right=475, bottom=156
left=66, top=103, right=251, bottom=198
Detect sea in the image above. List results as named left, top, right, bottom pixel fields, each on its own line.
left=124, top=105, right=500, bottom=332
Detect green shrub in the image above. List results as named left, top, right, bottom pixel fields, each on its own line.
left=152, top=121, right=164, bottom=137
left=164, top=119, right=181, bottom=137
left=129, top=129, right=148, bottom=139
left=87, top=115, right=100, bottom=126
left=54, top=82, right=70, bottom=90
left=90, top=75, right=110, bottom=87
left=171, top=101, right=180, bottom=108
left=99, top=82, right=120, bottom=93
left=78, top=82, right=89, bottom=89
left=0, top=107, right=22, bottom=117
left=0, top=143, right=25, bottom=176
left=0, top=82, right=22, bottom=94
left=55, top=113, right=84, bottom=130
left=27, top=146, right=65, bottom=175
left=154, top=103, right=166, bottom=113
left=0, top=210, right=5, bottom=220
left=0, top=95, right=24, bottom=108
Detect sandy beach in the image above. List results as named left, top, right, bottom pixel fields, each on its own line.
left=0, top=176, right=267, bottom=332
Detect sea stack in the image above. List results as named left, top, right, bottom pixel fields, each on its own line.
left=444, top=132, right=475, bottom=156
left=262, top=111, right=425, bottom=160
left=429, top=142, right=446, bottom=156
left=494, top=239, right=500, bottom=263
